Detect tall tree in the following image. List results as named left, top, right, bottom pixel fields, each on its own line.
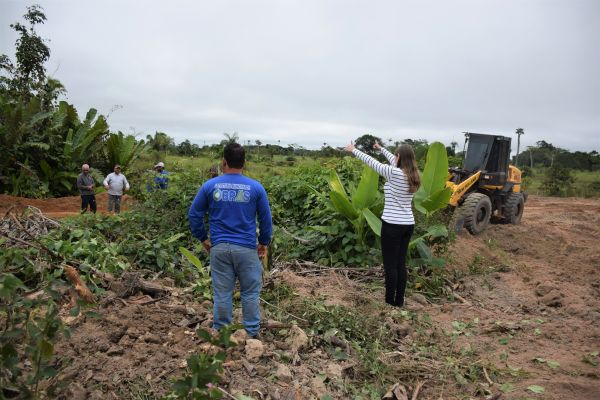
left=354, top=134, right=383, bottom=157
left=0, top=5, right=51, bottom=100
left=515, top=128, right=524, bottom=167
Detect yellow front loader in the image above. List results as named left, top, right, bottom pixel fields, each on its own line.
left=447, top=132, right=526, bottom=234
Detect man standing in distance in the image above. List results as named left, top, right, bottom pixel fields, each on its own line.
left=148, top=161, right=170, bottom=192
left=103, top=165, right=130, bottom=214
left=77, top=164, right=96, bottom=213
left=189, top=143, right=272, bottom=338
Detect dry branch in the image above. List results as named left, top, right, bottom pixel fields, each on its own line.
left=64, top=265, right=95, bottom=303
left=411, top=381, right=426, bottom=400
left=483, top=366, right=494, bottom=385
left=117, top=272, right=171, bottom=298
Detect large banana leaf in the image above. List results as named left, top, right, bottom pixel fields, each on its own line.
left=38, top=160, right=76, bottom=192
left=413, top=142, right=450, bottom=216
left=420, top=187, right=452, bottom=214
left=362, top=208, right=382, bottom=236
left=352, top=166, right=379, bottom=210
left=52, top=101, right=79, bottom=131
left=330, top=190, right=358, bottom=220
left=105, top=132, right=146, bottom=169
left=72, top=109, right=108, bottom=157
left=328, top=170, right=348, bottom=197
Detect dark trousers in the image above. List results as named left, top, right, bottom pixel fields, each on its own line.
left=81, top=194, right=97, bottom=213
left=108, top=194, right=122, bottom=214
left=381, top=221, right=414, bottom=307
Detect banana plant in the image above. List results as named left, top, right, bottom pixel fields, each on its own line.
left=413, top=141, right=451, bottom=217
left=38, top=159, right=77, bottom=193
left=179, top=247, right=212, bottom=300
left=326, top=166, right=383, bottom=243
left=61, top=105, right=109, bottom=168
left=408, top=224, right=448, bottom=267
left=409, top=142, right=451, bottom=271
left=104, top=131, right=147, bottom=170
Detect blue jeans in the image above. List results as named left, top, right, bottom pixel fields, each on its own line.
left=210, top=242, right=262, bottom=336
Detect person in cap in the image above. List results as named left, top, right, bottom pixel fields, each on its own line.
left=76, top=164, right=96, bottom=213
left=148, top=161, right=170, bottom=192
left=103, top=165, right=130, bottom=214
left=188, top=143, right=272, bottom=338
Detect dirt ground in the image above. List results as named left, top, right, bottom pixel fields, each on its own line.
left=5, top=195, right=599, bottom=399
left=0, top=193, right=131, bottom=218
left=433, top=196, right=600, bottom=399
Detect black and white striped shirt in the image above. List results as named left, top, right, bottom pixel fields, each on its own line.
left=352, top=148, right=415, bottom=225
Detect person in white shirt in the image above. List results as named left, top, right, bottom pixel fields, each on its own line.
left=345, top=140, right=421, bottom=308
left=103, top=164, right=130, bottom=214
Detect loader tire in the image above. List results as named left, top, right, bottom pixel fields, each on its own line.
left=504, top=192, right=524, bottom=224
left=461, top=193, right=492, bottom=235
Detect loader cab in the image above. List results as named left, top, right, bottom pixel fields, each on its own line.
left=463, top=133, right=511, bottom=186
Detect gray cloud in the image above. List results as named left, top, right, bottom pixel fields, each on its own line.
left=1, top=0, right=598, bottom=151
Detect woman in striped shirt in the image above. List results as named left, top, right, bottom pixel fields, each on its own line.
left=345, top=140, right=421, bottom=307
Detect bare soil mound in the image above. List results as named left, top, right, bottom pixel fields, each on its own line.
left=0, top=193, right=132, bottom=218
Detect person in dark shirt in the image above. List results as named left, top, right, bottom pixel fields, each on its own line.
left=189, top=143, right=272, bottom=338
left=76, top=164, right=96, bottom=213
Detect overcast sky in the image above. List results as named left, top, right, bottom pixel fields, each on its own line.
left=1, top=0, right=598, bottom=151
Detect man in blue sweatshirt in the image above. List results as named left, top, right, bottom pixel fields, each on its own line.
left=188, top=143, right=272, bottom=338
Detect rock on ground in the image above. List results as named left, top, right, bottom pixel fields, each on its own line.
left=245, top=339, right=265, bottom=362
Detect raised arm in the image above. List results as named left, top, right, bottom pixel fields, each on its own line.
left=351, top=148, right=394, bottom=180
left=380, top=147, right=397, bottom=166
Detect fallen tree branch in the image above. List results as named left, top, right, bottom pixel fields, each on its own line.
left=444, top=285, right=471, bottom=306
left=260, top=298, right=309, bottom=323
left=0, top=231, right=39, bottom=248
left=275, top=224, right=311, bottom=244
left=64, top=265, right=95, bottom=303
left=483, top=366, right=494, bottom=385
left=412, top=380, right=426, bottom=400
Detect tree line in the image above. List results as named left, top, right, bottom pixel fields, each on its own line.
left=1, top=6, right=597, bottom=199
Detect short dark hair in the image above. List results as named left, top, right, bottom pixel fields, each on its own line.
left=224, top=143, right=245, bottom=168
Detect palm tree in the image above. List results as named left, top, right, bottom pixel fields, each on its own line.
left=515, top=128, right=524, bottom=166
left=222, top=132, right=239, bottom=145
left=255, top=140, right=262, bottom=157
left=146, top=131, right=173, bottom=152
left=450, top=141, right=458, bottom=153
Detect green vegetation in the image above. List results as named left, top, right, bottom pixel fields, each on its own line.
left=165, top=326, right=239, bottom=400
left=0, top=6, right=146, bottom=198
left=0, top=273, right=69, bottom=398
left=1, top=5, right=599, bottom=399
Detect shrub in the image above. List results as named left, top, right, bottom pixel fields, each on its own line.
left=540, top=166, right=575, bottom=196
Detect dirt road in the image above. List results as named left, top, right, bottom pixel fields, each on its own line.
left=0, top=193, right=131, bottom=218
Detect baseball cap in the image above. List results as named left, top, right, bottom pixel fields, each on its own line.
left=154, top=162, right=165, bottom=168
